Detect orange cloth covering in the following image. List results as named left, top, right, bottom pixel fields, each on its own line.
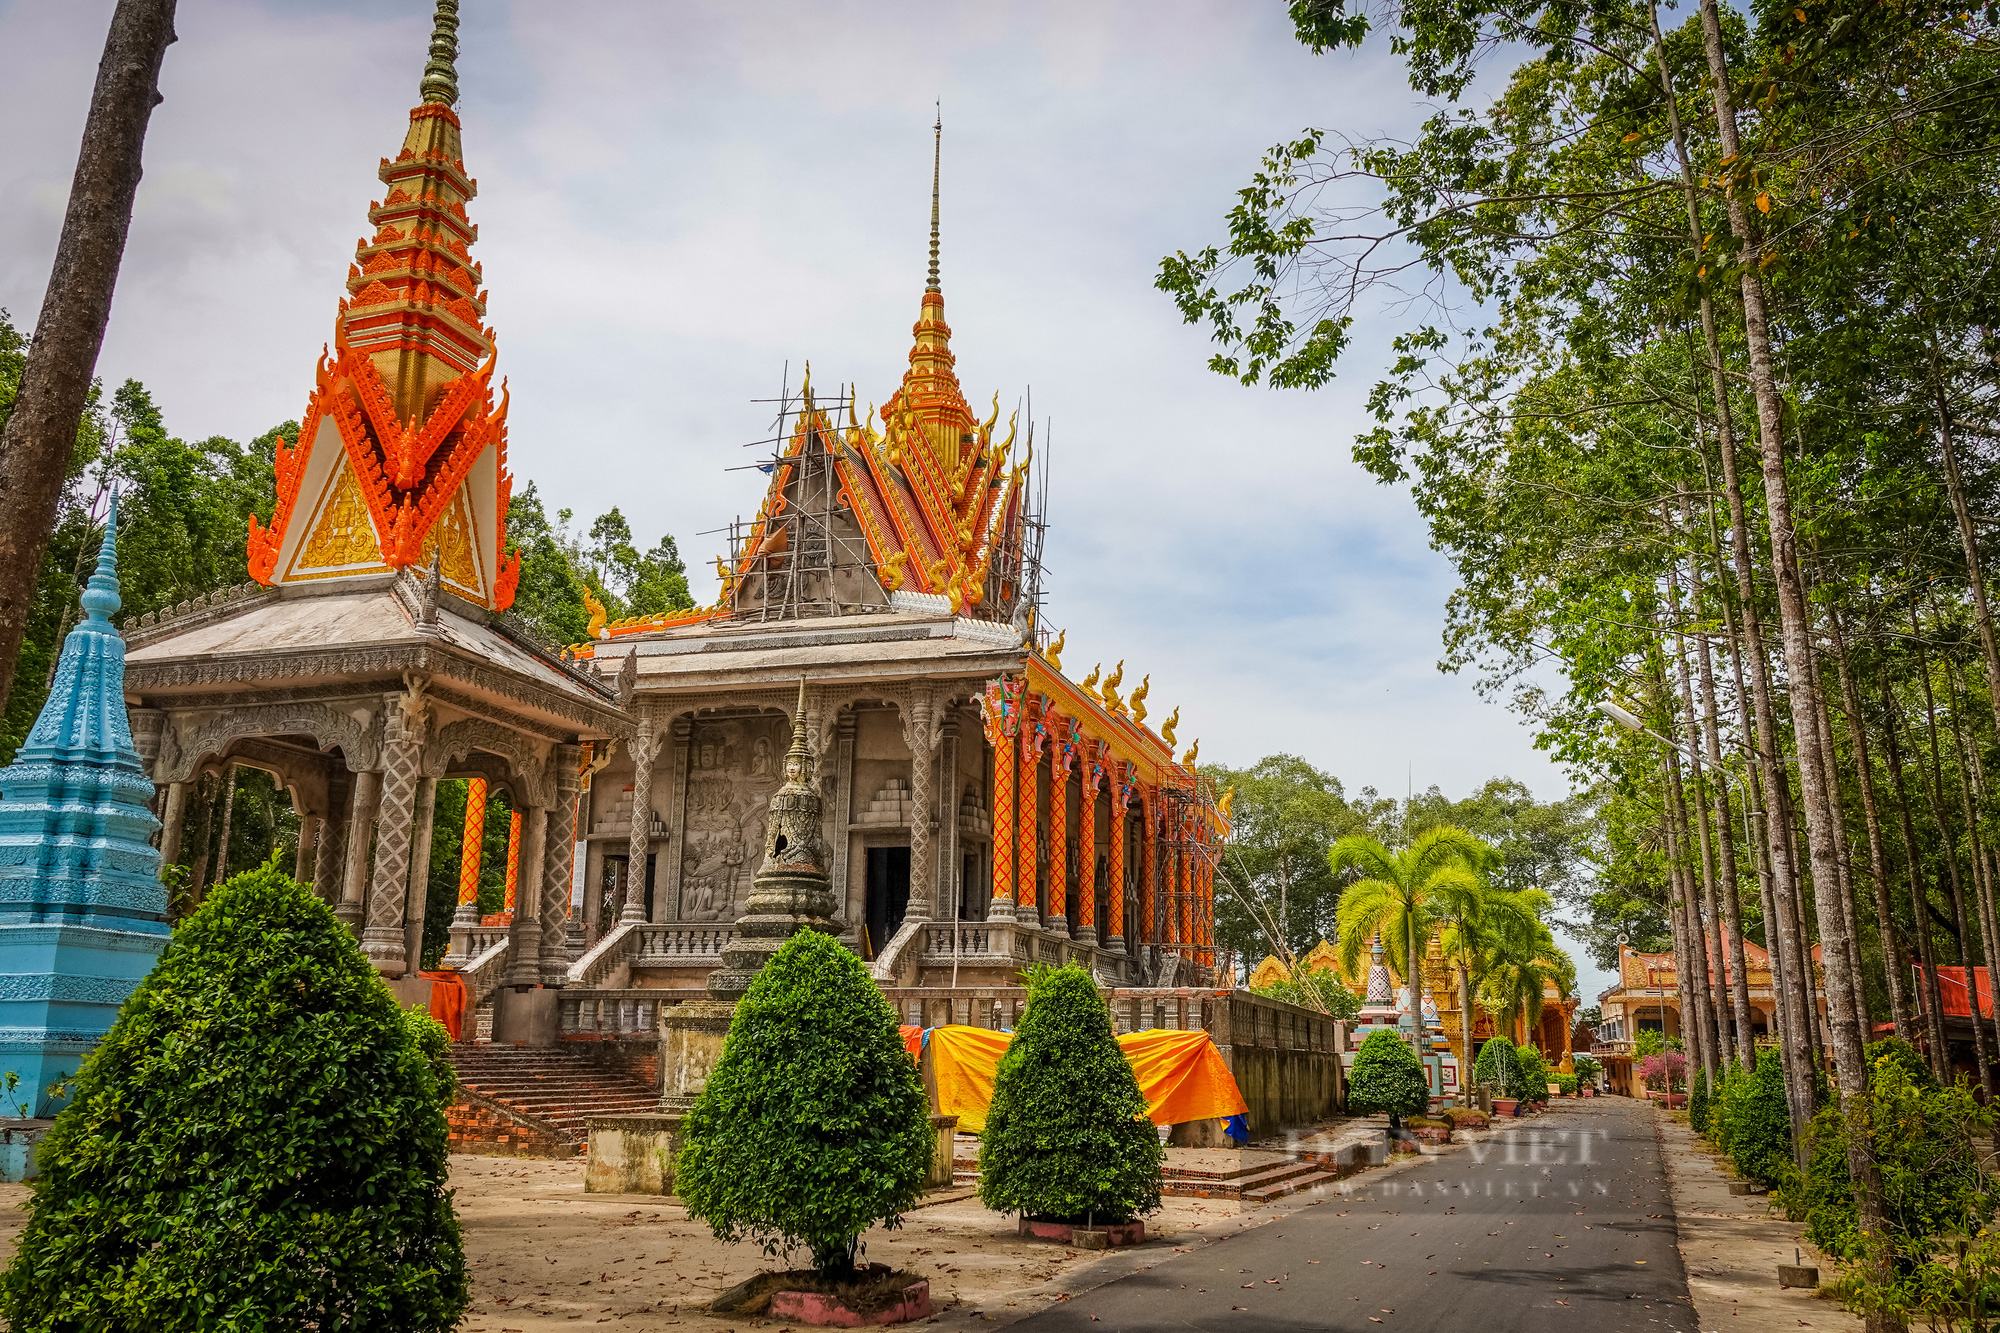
left=901, top=1024, right=923, bottom=1059
left=923, top=1025, right=1248, bottom=1134
left=419, top=971, right=467, bottom=1041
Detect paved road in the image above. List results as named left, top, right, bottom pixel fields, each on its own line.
left=1012, top=1097, right=1695, bottom=1333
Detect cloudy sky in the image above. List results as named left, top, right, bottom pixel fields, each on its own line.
left=2, top=1, right=1609, bottom=993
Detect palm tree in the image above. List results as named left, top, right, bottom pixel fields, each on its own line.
left=1432, top=863, right=1536, bottom=1084
left=1332, top=826, right=1488, bottom=1028
left=1476, top=889, right=1578, bottom=1053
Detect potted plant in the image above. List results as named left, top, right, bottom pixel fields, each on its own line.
left=1473, top=1040, right=1523, bottom=1117
left=1639, top=1050, right=1688, bottom=1108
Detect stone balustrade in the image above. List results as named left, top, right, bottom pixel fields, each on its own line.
left=558, top=989, right=663, bottom=1040
left=914, top=918, right=1140, bottom=985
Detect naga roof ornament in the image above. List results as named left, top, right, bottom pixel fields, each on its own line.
left=247, top=0, right=520, bottom=611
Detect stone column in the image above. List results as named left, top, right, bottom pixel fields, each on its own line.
left=503, top=804, right=548, bottom=988
left=540, top=743, right=582, bottom=987
left=661, top=717, right=692, bottom=920
left=1018, top=703, right=1045, bottom=918
left=900, top=688, right=937, bottom=921
left=623, top=724, right=657, bottom=923
left=294, top=814, right=321, bottom=886
left=833, top=711, right=856, bottom=925
left=315, top=792, right=347, bottom=908
left=1139, top=794, right=1156, bottom=945
left=1078, top=762, right=1098, bottom=940
left=362, top=689, right=429, bottom=975
left=940, top=712, right=960, bottom=924
left=402, top=776, right=439, bottom=975
left=157, top=780, right=191, bottom=879
left=336, top=769, right=382, bottom=933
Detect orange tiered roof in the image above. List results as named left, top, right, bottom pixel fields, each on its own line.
left=248, top=0, right=520, bottom=611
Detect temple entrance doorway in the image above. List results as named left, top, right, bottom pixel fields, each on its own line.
left=865, top=845, right=911, bottom=956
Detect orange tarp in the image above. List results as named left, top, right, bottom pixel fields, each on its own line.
left=418, top=971, right=467, bottom=1042
left=921, top=1025, right=1248, bottom=1134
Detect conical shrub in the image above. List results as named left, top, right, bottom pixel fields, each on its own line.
left=1347, top=1028, right=1429, bottom=1123
left=677, top=928, right=930, bottom=1277
left=0, top=857, right=467, bottom=1331
left=978, top=964, right=1163, bottom=1224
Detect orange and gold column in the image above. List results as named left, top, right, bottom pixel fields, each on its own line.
left=1177, top=812, right=1194, bottom=959
left=501, top=809, right=522, bottom=916
left=1107, top=776, right=1127, bottom=944
left=1139, top=793, right=1156, bottom=944
left=1048, top=719, right=1072, bottom=933
left=1018, top=701, right=1046, bottom=917
left=1077, top=743, right=1097, bottom=939
left=457, top=777, right=486, bottom=913
left=980, top=680, right=1017, bottom=916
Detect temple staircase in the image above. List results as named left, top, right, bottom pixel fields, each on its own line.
left=447, top=1043, right=658, bottom=1157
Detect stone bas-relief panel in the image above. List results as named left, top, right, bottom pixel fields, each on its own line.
left=677, top=715, right=786, bottom=921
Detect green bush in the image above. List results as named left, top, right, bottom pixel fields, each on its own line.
left=0, top=858, right=467, bottom=1331
left=978, top=965, right=1163, bottom=1225
left=1689, top=1069, right=1709, bottom=1135
left=1473, top=1038, right=1522, bottom=1101
left=1863, top=1036, right=1935, bottom=1090
left=1555, top=1073, right=1579, bottom=1097
left=1783, top=1048, right=1996, bottom=1277
left=678, top=928, right=930, bottom=1277
left=1348, top=1029, right=1430, bottom=1124
left=1248, top=971, right=1362, bottom=1020
left=1572, top=1052, right=1601, bottom=1085
left=1515, top=1044, right=1552, bottom=1103
left=1723, top=1047, right=1796, bottom=1190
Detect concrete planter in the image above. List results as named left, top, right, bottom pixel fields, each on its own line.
left=769, top=1280, right=932, bottom=1327
left=1663, top=1093, right=1687, bottom=1110
left=1017, top=1216, right=1146, bottom=1248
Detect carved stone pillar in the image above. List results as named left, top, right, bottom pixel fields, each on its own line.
left=315, top=813, right=346, bottom=907
left=1046, top=718, right=1072, bottom=937
left=336, top=769, right=382, bottom=934
left=833, top=711, right=856, bottom=925
left=978, top=681, right=1016, bottom=923
left=402, top=775, right=439, bottom=975
left=127, top=707, right=165, bottom=778
left=362, top=687, right=430, bottom=974
left=661, top=717, right=692, bottom=920
left=503, top=804, right=548, bottom=988
left=294, top=814, right=321, bottom=886
left=540, top=743, right=582, bottom=987
left=899, top=687, right=938, bottom=922
left=623, top=723, right=657, bottom=923
left=1018, top=700, right=1046, bottom=919
left=1106, top=783, right=1127, bottom=951
left=454, top=776, right=486, bottom=926
left=1139, top=793, right=1157, bottom=945
left=157, top=780, right=191, bottom=880
left=940, top=712, right=960, bottom=924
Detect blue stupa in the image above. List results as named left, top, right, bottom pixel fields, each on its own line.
left=0, top=494, right=169, bottom=1145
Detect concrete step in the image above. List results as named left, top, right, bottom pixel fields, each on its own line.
left=1240, top=1169, right=1342, bottom=1202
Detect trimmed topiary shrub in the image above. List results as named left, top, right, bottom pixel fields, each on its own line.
left=1723, top=1046, right=1796, bottom=1189
left=0, top=857, right=467, bottom=1331
left=1348, top=1028, right=1430, bottom=1127
left=1688, top=1069, right=1710, bottom=1134
left=979, top=964, right=1164, bottom=1225
left=1473, top=1038, right=1522, bottom=1100
left=1555, top=1072, right=1579, bottom=1098
left=678, top=927, right=930, bottom=1278
left=1515, top=1044, right=1552, bottom=1103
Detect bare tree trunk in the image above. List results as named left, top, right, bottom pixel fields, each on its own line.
left=1914, top=615, right=1991, bottom=1090
left=1829, top=602, right=1914, bottom=1039
left=1802, top=608, right=1872, bottom=1035
left=1667, top=518, right=1730, bottom=1076
left=1945, top=659, right=2000, bottom=1084
left=1883, top=677, right=1953, bottom=1078
left=1949, top=660, right=2000, bottom=1072
left=0, top=0, right=177, bottom=710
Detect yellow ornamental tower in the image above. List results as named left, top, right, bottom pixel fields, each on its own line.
left=247, top=0, right=520, bottom=610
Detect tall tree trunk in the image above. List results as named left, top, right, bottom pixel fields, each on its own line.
left=1883, top=677, right=1953, bottom=1078
left=1666, top=515, right=1730, bottom=1075
left=0, top=0, right=177, bottom=711
left=1802, top=604, right=1872, bottom=1034
left=1829, top=602, right=1914, bottom=1039
left=1655, top=0, right=1816, bottom=1126
left=1914, top=614, right=1992, bottom=1090
left=1949, top=660, right=2000, bottom=1071
left=1945, top=658, right=2000, bottom=1083
left=1700, top=0, right=1883, bottom=1251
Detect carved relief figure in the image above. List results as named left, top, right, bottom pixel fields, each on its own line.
left=676, top=716, right=787, bottom=920
left=750, top=735, right=774, bottom=778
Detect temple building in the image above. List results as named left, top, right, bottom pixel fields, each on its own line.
left=87, top=3, right=1225, bottom=1048
left=108, top=0, right=627, bottom=1037
left=540, top=117, right=1229, bottom=1000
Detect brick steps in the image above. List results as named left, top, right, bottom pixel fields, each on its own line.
left=446, top=1043, right=659, bottom=1157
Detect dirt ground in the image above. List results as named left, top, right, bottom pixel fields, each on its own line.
left=0, top=1154, right=1332, bottom=1331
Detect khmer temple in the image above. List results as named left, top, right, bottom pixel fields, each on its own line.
left=92, top=1, right=1227, bottom=1060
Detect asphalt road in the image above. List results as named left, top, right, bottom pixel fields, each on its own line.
left=1011, top=1096, right=1696, bottom=1333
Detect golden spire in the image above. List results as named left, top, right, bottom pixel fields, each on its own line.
left=419, top=0, right=460, bottom=107
left=927, top=105, right=942, bottom=293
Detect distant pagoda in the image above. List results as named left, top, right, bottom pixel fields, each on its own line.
left=0, top=496, right=169, bottom=1135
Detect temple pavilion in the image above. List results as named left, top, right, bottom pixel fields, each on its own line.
left=100, top=1, right=1226, bottom=1041
left=548, top=120, right=1229, bottom=999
